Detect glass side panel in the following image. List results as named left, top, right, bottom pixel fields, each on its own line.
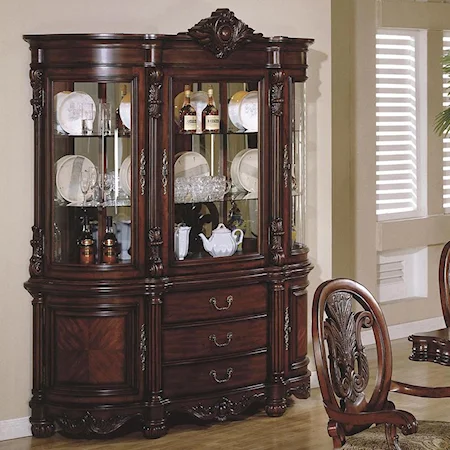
left=291, top=82, right=306, bottom=251
left=52, top=81, right=133, bottom=265
left=172, top=80, right=260, bottom=261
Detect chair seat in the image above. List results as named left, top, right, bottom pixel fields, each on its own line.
left=409, top=327, right=450, bottom=366
left=344, top=421, right=450, bottom=449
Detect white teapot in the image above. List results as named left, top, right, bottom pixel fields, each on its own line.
left=199, top=223, right=244, bottom=258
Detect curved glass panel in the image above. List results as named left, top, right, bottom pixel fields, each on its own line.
left=52, top=81, right=133, bottom=265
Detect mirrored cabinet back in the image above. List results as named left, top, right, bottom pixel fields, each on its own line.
left=23, top=9, right=314, bottom=439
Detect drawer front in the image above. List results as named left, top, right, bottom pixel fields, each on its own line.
left=163, top=284, right=267, bottom=324
left=163, top=352, right=266, bottom=398
left=163, top=316, right=267, bottom=361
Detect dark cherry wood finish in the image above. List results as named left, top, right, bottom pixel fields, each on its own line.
left=312, top=278, right=450, bottom=449
left=409, top=241, right=450, bottom=366
left=24, top=9, right=313, bottom=439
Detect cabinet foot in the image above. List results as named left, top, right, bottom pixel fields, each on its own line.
left=142, top=421, right=167, bottom=439
left=264, top=400, right=287, bottom=417
left=31, top=421, right=55, bottom=438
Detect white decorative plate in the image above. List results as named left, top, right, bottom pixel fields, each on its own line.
left=54, top=91, right=71, bottom=133
left=231, top=148, right=258, bottom=193
left=57, top=91, right=96, bottom=135
left=120, top=156, right=132, bottom=196
left=174, top=151, right=210, bottom=178
left=238, top=90, right=258, bottom=132
left=56, top=155, right=95, bottom=203
left=228, top=90, right=248, bottom=129
left=238, top=148, right=258, bottom=192
left=119, top=93, right=131, bottom=130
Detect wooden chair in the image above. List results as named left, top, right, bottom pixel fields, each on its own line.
left=312, top=278, right=450, bottom=449
left=408, top=241, right=450, bottom=365
left=439, top=241, right=450, bottom=326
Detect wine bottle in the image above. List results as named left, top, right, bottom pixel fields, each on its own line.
left=202, top=86, right=220, bottom=133
left=102, top=216, right=119, bottom=264
left=78, top=216, right=95, bottom=264
left=179, top=85, right=197, bottom=133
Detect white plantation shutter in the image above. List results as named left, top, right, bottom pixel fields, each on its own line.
left=443, top=35, right=450, bottom=210
left=376, top=32, right=418, bottom=218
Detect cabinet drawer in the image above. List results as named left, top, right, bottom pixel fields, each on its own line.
left=163, top=284, right=267, bottom=324
left=163, top=352, right=266, bottom=398
left=163, top=315, right=267, bottom=361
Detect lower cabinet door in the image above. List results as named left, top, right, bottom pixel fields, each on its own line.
left=45, top=295, right=145, bottom=404
left=286, top=283, right=309, bottom=374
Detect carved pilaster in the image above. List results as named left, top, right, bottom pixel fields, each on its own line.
left=29, top=226, right=44, bottom=277
left=139, top=148, right=146, bottom=196
left=30, top=69, right=44, bottom=120
left=270, top=70, right=285, bottom=116
left=148, top=227, right=163, bottom=277
left=188, top=8, right=262, bottom=59
left=283, top=144, right=290, bottom=189
left=140, top=324, right=147, bottom=371
left=148, top=69, right=163, bottom=119
left=269, top=218, right=285, bottom=265
left=161, top=149, right=168, bottom=196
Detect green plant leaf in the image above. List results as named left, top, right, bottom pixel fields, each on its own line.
left=434, top=52, right=450, bottom=136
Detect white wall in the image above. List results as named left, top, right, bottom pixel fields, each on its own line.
left=0, top=0, right=332, bottom=423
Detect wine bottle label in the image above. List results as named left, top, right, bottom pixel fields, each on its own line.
left=184, top=115, right=197, bottom=131
left=103, top=246, right=118, bottom=264
left=80, top=246, right=95, bottom=264
left=205, top=115, right=220, bottom=131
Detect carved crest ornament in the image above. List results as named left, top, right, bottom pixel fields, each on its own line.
left=188, top=9, right=262, bottom=59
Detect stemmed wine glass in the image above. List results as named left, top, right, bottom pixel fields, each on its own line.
left=79, top=167, right=97, bottom=206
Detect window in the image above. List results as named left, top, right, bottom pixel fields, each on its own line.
left=376, top=31, right=420, bottom=219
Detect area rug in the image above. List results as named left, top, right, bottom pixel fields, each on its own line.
left=343, top=421, right=450, bottom=449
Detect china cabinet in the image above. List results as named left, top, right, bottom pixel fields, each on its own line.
left=23, top=9, right=313, bottom=439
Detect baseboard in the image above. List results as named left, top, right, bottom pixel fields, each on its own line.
left=0, top=417, right=31, bottom=442
left=310, top=316, right=446, bottom=390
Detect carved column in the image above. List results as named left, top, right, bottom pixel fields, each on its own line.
left=30, top=69, right=45, bottom=245
left=265, top=279, right=287, bottom=417
left=142, top=291, right=167, bottom=439
left=29, top=293, right=55, bottom=437
left=269, top=69, right=286, bottom=221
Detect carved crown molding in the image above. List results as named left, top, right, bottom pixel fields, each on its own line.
left=188, top=9, right=262, bottom=59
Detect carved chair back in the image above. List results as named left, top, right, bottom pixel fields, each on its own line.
left=312, top=278, right=394, bottom=436
left=439, top=241, right=450, bottom=327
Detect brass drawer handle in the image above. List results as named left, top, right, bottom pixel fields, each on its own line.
left=209, top=295, right=233, bottom=311
left=209, top=332, right=233, bottom=347
left=209, top=368, right=233, bottom=383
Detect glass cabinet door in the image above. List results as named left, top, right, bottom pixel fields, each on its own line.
left=172, top=80, right=260, bottom=261
left=52, top=81, right=133, bottom=265
left=291, top=81, right=307, bottom=252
